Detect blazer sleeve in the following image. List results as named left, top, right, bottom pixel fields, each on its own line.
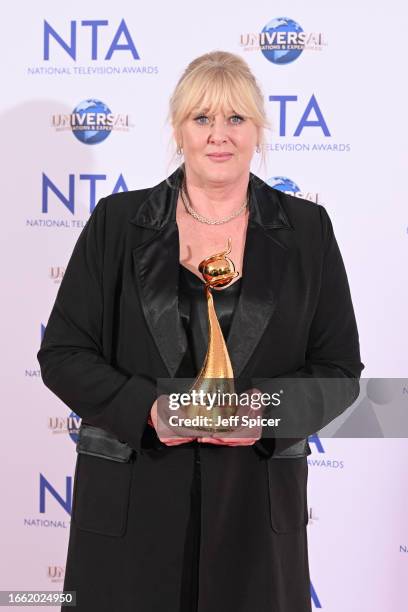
left=37, top=197, right=157, bottom=453
left=253, top=204, right=365, bottom=458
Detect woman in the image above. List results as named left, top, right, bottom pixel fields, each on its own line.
left=37, top=51, right=364, bottom=612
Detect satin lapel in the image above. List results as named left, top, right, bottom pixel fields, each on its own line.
left=132, top=222, right=187, bottom=377
left=226, top=220, right=293, bottom=378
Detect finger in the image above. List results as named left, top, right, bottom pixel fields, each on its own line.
left=161, top=437, right=195, bottom=446
left=210, top=437, right=259, bottom=445
left=200, top=437, right=225, bottom=445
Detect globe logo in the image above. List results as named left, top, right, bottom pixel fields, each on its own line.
left=261, top=17, right=304, bottom=65
left=266, top=176, right=300, bottom=194
left=71, top=99, right=113, bottom=144
left=67, top=411, right=81, bottom=443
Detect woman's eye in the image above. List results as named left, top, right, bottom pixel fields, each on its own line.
left=230, top=115, right=244, bottom=124
left=194, top=115, right=209, bottom=125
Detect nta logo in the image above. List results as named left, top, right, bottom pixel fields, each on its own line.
left=43, top=19, right=139, bottom=61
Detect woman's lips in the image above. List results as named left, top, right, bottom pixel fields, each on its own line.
left=207, top=153, right=233, bottom=162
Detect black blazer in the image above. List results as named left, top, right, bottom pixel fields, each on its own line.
left=37, top=165, right=364, bottom=458
left=37, top=166, right=364, bottom=611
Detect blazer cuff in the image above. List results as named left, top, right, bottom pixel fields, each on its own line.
left=85, top=374, right=159, bottom=453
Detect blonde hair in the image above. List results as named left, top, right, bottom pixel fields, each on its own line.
left=166, top=50, right=270, bottom=180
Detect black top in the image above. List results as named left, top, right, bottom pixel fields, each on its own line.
left=176, top=264, right=242, bottom=377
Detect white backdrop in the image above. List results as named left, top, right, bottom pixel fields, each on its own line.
left=1, top=1, right=407, bottom=610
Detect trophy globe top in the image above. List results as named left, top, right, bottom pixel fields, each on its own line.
left=198, top=238, right=239, bottom=289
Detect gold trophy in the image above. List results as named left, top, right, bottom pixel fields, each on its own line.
left=182, top=237, right=240, bottom=433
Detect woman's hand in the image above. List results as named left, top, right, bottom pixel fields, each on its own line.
left=197, top=388, right=263, bottom=446
left=148, top=395, right=196, bottom=446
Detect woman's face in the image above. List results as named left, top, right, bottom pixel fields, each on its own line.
left=175, top=106, right=259, bottom=186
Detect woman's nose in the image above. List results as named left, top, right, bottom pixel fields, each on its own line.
left=208, top=117, right=229, bottom=143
